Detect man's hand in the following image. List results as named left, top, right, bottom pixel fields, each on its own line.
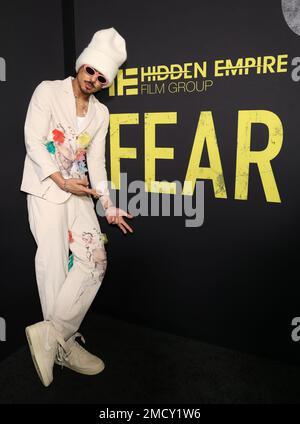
left=61, top=176, right=100, bottom=198
left=105, top=206, right=134, bottom=234
left=50, top=172, right=99, bottom=198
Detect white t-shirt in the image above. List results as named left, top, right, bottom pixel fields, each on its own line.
left=76, top=115, right=87, bottom=133
left=70, top=115, right=87, bottom=151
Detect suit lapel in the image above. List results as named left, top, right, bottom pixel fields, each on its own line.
left=61, top=76, right=97, bottom=135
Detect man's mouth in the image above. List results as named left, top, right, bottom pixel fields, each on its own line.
left=85, top=81, right=93, bottom=89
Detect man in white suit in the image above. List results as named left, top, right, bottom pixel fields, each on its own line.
left=20, top=27, right=134, bottom=387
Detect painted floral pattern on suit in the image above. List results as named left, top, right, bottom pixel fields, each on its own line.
left=43, top=123, right=92, bottom=179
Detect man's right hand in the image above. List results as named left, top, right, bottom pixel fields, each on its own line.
left=50, top=172, right=100, bottom=198
left=62, top=176, right=100, bottom=198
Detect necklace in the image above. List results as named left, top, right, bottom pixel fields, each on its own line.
left=74, top=94, right=89, bottom=116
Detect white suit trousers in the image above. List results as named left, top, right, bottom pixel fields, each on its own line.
left=26, top=193, right=107, bottom=341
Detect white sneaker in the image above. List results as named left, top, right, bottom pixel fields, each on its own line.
left=54, top=333, right=105, bottom=375
left=25, top=320, right=66, bottom=387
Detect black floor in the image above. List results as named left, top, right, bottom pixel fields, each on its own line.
left=0, top=312, right=300, bottom=404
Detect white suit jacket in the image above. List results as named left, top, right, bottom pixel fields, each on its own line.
left=20, top=75, right=111, bottom=204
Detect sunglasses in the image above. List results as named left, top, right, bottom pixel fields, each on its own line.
left=84, top=65, right=107, bottom=84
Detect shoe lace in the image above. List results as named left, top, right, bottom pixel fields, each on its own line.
left=56, top=332, right=86, bottom=369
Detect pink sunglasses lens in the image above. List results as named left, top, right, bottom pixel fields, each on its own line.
left=85, top=66, right=107, bottom=84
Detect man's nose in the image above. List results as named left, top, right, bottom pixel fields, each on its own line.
left=90, top=74, right=98, bottom=83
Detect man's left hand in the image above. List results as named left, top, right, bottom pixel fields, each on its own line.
left=105, top=206, right=134, bottom=234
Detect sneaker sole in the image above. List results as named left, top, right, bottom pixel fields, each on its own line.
left=54, top=358, right=105, bottom=375
left=25, top=326, right=52, bottom=387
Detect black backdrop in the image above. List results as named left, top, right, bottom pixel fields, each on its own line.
left=1, top=0, right=299, bottom=364
left=0, top=1, right=65, bottom=359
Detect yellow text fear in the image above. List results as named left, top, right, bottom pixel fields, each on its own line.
left=108, top=110, right=283, bottom=203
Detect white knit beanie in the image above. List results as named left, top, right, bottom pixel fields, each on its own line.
left=75, top=27, right=127, bottom=88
